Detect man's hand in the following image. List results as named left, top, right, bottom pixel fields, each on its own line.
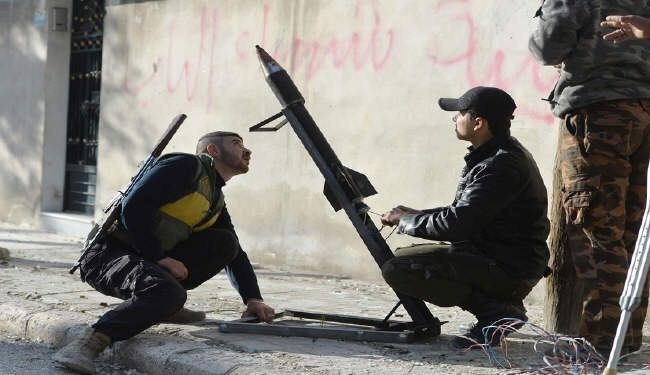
left=242, top=298, right=275, bottom=323
left=157, top=257, right=188, bottom=281
left=601, top=15, right=650, bottom=43
left=394, top=205, right=422, bottom=215
left=381, top=205, right=421, bottom=226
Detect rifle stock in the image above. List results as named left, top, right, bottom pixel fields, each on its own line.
left=69, top=114, right=187, bottom=274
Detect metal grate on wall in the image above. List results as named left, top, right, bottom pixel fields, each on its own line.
left=63, top=0, right=105, bottom=214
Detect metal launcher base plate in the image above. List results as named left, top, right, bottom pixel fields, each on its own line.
left=216, top=310, right=440, bottom=344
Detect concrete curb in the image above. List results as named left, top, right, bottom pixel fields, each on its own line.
left=0, top=301, right=90, bottom=347
left=0, top=301, right=257, bottom=374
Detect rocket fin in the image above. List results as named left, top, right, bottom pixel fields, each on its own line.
left=323, top=167, right=377, bottom=212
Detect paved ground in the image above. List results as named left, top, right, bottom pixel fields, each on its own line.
left=0, top=330, right=141, bottom=374
left=0, top=223, right=649, bottom=374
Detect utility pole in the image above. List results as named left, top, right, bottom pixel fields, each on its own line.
left=543, top=133, right=585, bottom=335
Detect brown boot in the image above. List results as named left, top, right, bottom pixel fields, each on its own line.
left=53, top=328, right=111, bottom=374
left=161, top=307, right=206, bottom=324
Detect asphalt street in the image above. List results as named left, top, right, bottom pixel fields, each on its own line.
left=0, top=331, right=140, bottom=375
left=1, top=223, right=649, bottom=374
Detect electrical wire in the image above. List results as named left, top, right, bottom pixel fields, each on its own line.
left=383, top=225, right=398, bottom=240
left=365, top=207, right=399, bottom=241
left=450, top=318, right=632, bottom=374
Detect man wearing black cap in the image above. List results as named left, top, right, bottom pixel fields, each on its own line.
left=381, top=86, right=550, bottom=349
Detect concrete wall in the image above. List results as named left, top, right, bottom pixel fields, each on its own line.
left=41, top=1, right=72, bottom=213
left=0, top=0, right=71, bottom=225
left=95, top=0, right=558, bottom=280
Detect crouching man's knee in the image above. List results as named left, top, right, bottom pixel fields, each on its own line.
left=220, top=231, right=240, bottom=263
left=203, top=229, right=239, bottom=263
left=157, top=282, right=188, bottom=317
left=381, top=259, right=409, bottom=292
left=381, top=258, right=469, bottom=307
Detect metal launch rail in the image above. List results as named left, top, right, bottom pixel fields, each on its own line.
left=215, top=46, right=441, bottom=343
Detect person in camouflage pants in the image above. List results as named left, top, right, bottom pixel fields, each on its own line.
left=530, top=0, right=650, bottom=355
left=561, top=100, right=650, bottom=352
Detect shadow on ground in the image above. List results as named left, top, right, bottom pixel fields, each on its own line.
left=2, top=257, right=74, bottom=269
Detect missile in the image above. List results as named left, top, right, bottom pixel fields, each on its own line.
left=255, top=45, right=376, bottom=212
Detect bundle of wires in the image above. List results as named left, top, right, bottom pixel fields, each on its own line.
left=452, top=318, right=648, bottom=374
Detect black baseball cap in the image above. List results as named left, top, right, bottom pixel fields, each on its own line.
left=438, top=86, right=516, bottom=122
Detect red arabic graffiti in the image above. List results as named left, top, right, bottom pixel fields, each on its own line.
left=121, top=1, right=394, bottom=112
left=120, top=0, right=557, bottom=124
left=429, top=1, right=557, bottom=124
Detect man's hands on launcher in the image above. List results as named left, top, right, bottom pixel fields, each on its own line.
left=242, top=298, right=275, bottom=323
left=157, top=257, right=188, bottom=280
left=381, top=205, right=422, bottom=227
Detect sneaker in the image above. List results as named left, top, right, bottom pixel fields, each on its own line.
left=161, top=307, right=206, bottom=324
left=452, top=311, right=527, bottom=350
left=452, top=323, right=487, bottom=350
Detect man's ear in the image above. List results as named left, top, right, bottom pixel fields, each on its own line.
left=206, top=143, right=220, bottom=158
left=473, top=116, right=486, bottom=132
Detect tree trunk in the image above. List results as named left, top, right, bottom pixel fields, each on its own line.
left=543, top=131, right=585, bottom=335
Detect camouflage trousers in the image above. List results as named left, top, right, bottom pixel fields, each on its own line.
left=560, top=98, right=650, bottom=353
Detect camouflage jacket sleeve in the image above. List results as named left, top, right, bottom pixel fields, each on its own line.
left=529, top=0, right=591, bottom=65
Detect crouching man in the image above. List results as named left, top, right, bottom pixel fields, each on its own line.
left=381, top=87, right=550, bottom=349
left=55, top=131, right=275, bottom=373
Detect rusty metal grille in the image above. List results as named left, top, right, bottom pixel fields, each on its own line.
left=63, top=0, right=105, bottom=214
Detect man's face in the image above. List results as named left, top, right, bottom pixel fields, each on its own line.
left=216, top=136, right=251, bottom=174
left=452, top=110, right=475, bottom=141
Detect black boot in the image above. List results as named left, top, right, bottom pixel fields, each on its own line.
left=161, top=307, right=206, bottom=324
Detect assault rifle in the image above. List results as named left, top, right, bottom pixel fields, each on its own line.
left=68, top=114, right=187, bottom=274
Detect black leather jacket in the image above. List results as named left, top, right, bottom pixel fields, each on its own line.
left=398, top=135, right=550, bottom=278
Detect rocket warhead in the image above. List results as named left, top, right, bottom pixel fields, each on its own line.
left=255, top=45, right=283, bottom=76
left=255, top=45, right=305, bottom=107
